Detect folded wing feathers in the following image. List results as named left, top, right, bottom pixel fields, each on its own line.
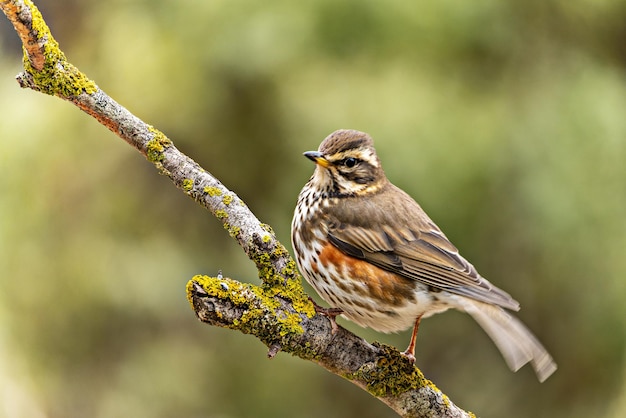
left=328, top=218, right=520, bottom=311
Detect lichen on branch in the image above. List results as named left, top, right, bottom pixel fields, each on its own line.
left=2, top=0, right=97, bottom=96
left=186, top=275, right=315, bottom=354
left=188, top=276, right=475, bottom=418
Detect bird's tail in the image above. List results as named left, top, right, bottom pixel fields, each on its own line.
left=456, top=297, right=557, bottom=382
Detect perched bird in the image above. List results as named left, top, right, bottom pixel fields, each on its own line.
left=291, top=129, right=557, bottom=382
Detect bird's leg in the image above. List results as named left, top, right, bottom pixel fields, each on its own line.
left=309, top=297, right=343, bottom=334
left=402, top=315, right=423, bottom=363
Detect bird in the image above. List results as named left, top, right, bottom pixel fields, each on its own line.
left=291, top=129, right=557, bottom=382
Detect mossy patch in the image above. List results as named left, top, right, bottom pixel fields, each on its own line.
left=260, top=223, right=275, bottom=235
left=222, top=194, right=233, bottom=205
left=246, top=240, right=315, bottom=319
left=346, top=343, right=430, bottom=397
left=215, top=210, right=228, bottom=220
left=145, top=127, right=172, bottom=163
left=23, top=2, right=97, bottom=96
left=182, top=178, right=193, bottom=192
left=187, top=275, right=313, bottom=349
left=227, top=225, right=241, bottom=239
left=204, top=186, right=222, bottom=197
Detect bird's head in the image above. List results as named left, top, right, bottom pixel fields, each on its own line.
left=304, top=129, right=387, bottom=197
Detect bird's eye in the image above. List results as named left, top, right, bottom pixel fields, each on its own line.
left=344, top=157, right=357, bottom=168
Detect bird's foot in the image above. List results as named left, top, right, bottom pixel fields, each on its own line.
left=401, top=349, right=416, bottom=364
left=401, top=315, right=422, bottom=364
left=309, top=297, right=343, bottom=334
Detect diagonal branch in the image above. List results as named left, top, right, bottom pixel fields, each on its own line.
left=1, top=1, right=474, bottom=416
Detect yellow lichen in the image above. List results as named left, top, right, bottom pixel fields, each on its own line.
left=182, top=178, right=193, bottom=192
left=22, top=2, right=97, bottom=96
left=204, top=186, right=222, bottom=197
left=227, top=225, right=241, bottom=239
left=188, top=275, right=309, bottom=341
left=346, top=343, right=428, bottom=397
left=145, top=128, right=172, bottom=163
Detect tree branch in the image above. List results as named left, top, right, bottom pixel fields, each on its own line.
left=188, top=276, right=473, bottom=418
left=1, top=1, right=474, bottom=416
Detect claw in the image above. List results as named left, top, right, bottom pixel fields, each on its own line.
left=309, top=297, right=343, bottom=334
left=401, top=350, right=416, bottom=364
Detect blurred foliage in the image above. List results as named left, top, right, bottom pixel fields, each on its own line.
left=1, top=0, right=625, bottom=417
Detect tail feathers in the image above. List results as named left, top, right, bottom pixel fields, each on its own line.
left=457, top=298, right=557, bottom=382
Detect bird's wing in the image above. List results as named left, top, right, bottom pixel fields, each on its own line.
left=326, top=184, right=520, bottom=310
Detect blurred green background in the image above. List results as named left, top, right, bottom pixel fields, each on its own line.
left=1, top=1, right=625, bottom=417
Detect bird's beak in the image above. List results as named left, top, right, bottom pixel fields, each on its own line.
left=303, top=151, right=330, bottom=168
